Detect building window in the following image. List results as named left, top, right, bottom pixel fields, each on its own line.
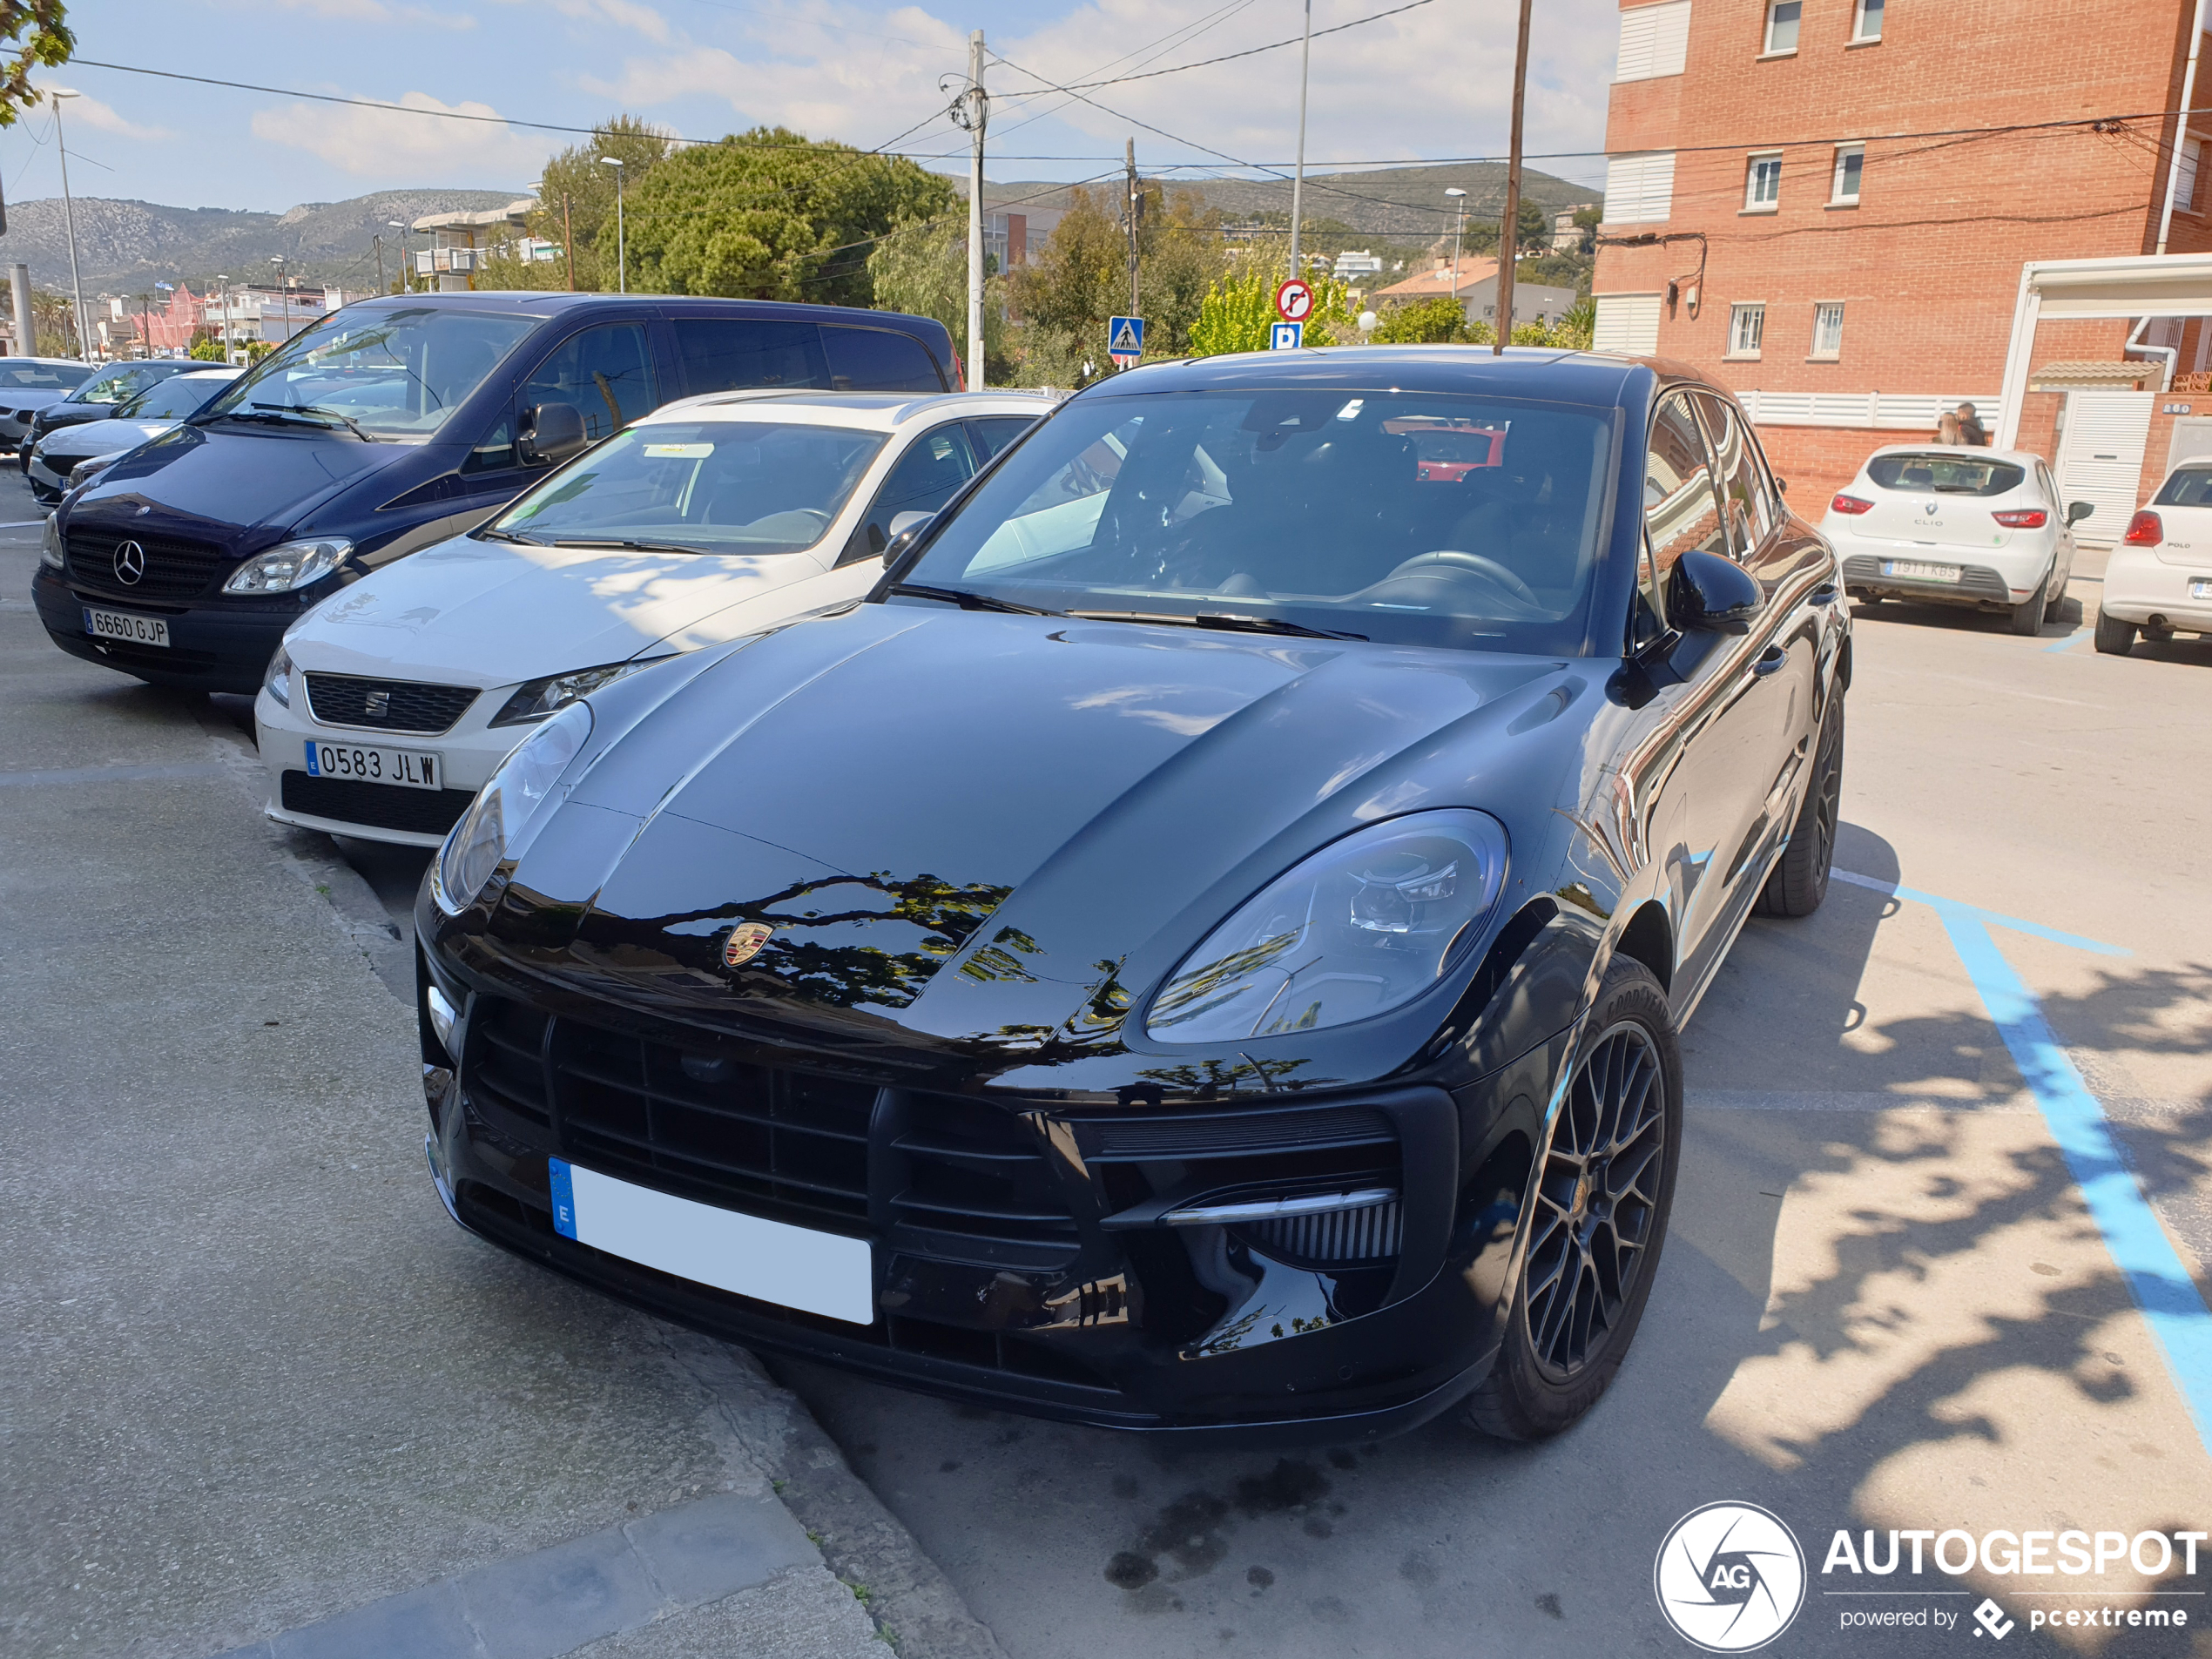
left=1729, top=303, right=1766, bottom=358
left=1763, top=0, right=1801, bottom=52
left=1852, top=0, right=1884, bottom=40
left=1811, top=302, right=1845, bottom=359
left=1831, top=145, right=1865, bottom=204
left=2182, top=138, right=2202, bottom=214
left=1744, top=153, right=1782, bottom=212
left=1615, top=0, right=1693, bottom=83
left=1603, top=151, right=1678, bottom=224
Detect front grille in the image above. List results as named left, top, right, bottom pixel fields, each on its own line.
left=305, top=672, right=478, bottom=734
left=280, top=770, right=477, bottom=834
left=890, top=1096, right=1082, bottom=1264
left=65, top=530, right=230, bottom=602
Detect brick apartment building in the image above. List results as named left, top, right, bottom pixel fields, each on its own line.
left=1593, top=0, right=2212, bottom=540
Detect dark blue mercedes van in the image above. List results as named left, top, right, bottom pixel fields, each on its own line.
left=32, top=292, right=959, bottom=693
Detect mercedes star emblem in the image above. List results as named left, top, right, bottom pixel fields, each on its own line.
left=112, top=540, right=146, bottom=585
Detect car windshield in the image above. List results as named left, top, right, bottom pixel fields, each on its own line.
left=199, top=306, right=539, bottom=441
left=118, top=374, right=237, bottom=421
left=1865, top=453, right=2026, bottom=495
left=2154, top=466, right=2212, bottom=506
left=489, top=419, right=887, bottom=555
left=0, top=362, right=89, bottom=390
left=78, top=365, right=177, bottom=405
left=894, top=388, right=1616, bottom=653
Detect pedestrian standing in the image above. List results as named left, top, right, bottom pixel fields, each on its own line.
left=1955, top=402, right=1988, bottom=446
left=1937, top=411, right=1963, bottom=445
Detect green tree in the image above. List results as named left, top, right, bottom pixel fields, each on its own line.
left=1368, top=293, right=1487, bottom=346
left=0, top=3, right=71, bottom=128
left=866, top=215, right=1010, bottom=381
left=479, top=115, right=675, bottom=293
left=621, top=128, right=954, bottom=303
left=1187, top=260, right=1356, bottom=356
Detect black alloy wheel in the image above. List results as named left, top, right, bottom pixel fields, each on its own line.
left=1466, top=957, right=1683, bottom=1441
left=1755, top=690, right=1844, bottom=918
left=1523, top=1020, right=1668, bottom=1379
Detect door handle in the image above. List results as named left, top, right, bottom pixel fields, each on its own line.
left=1752, top=644, right=1788, bottom=677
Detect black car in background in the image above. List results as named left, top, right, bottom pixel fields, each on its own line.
left=31, top=293, right=960, bottom=694
left=20, top=359, right=199, bottom=466
left=417, top=347, right=1849, bottom=1442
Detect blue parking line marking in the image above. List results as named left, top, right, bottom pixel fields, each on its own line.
left=1831, top=867, right=2129, bottom=957
left=1939, top=913, right=2212, bottom=1453
left=1831, top=866, right=2212, bottom=1453
left=2044, top=628, right=2091, bottom=653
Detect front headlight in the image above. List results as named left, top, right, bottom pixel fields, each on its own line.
left=1146, top=809, right=1509, bottom=1043
left=222, top=536, right=352, bottom=595
left=433, top=699, right=594, bottom=914
left=489, top=658, right=668, bottom=727
left=262, top=644, right=293, bottom=709
left=40, top=512, right=62, bottom=569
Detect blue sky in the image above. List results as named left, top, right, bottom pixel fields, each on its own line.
left=12, top=0, right=1616, bottom=217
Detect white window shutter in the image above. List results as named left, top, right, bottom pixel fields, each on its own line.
left=1604, top=152, right=1676, bottom=223
left=1615, top=1, right=1690, bottom=82
left=1593, top=295, right=1662, bottom=354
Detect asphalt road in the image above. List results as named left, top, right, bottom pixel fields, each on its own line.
left=10, top=466, right=2209, bottom=1659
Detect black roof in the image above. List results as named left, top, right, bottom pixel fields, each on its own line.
left=1084, top=344, right=1652, bottom=405
left=327, top=290, right=951, bottom=334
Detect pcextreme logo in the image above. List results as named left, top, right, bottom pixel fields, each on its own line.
left=1654, top=1502, right=1808, bottom=1652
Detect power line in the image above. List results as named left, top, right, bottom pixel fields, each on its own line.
left=1049, top=0, right=1440, bottom=91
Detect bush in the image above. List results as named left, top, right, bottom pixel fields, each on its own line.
left=1370, top=295, right=1486, bottom=345
left=1188, top=261, right=1356, bottom=355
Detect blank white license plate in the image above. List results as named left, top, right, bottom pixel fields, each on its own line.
left=302, top=738, right=441, bottom=790
left=1882, top=560, right=1961, bottom=583
left=2192, top=579, right=2212, bottom=599
left=550, top=1158, right=874, bottom=1325
left=84, top=606, right=168, bottom=647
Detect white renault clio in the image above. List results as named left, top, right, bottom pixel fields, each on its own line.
left=1823, top=445, right=2093, bottom=634
left=2096, top=458, right=2212, bottom=653
left=256, top=390, right=1049, bottom=846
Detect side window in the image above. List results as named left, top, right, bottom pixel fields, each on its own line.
left=968, top=415, right=1037, bottom=461
left=845, top=421, right=979, bottom=563
left=519, top=323, right=658, bottom=444
left=1639, top=393, right=1727, bottom=643
left=674, top=319, right=827, bottom=397
left=461, top=414, right=516, bottom=476
left=1692, top=390, right=1775, bottom=556
left=822, top=326, right=947, bottom=392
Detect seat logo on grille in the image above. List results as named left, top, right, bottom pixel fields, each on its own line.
left=723, top=921, right=775, bottom=967
left=112, top=540, right=146, bottom=585
left=363, top=689, right=390, bottom=718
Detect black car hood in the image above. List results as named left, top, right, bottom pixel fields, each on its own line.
left=517, top=604, right=1587, bottom=1071
left=68, top=422, right=402, bottom=546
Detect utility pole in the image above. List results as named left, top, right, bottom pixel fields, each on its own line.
left=1123, top=138, right=1140, bottom=319
left=1288, top=0, right=1312, bottom=280
left=51, top=91, right=89, bottom=360
left=961, top=30, right=988, bottom=389
left=562, top=193, right=577, bottom=293
left=1445, top=186, right=1467, bottom=319
left=374, top=235, right=385, bottom=296
left=10, top=263, right=35, bottom=356
left=598, top=157, right=626, bottom=293
left=1494, top=0, right=1533, bottom=357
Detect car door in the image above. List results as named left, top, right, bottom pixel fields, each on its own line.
left=671, top=317, right=829, bottom=397
left=2037, top=459, right=2076, bottom=588
left=968, top=415, right=1039, bottom=463
left=838, top=421, right=981, bottom=564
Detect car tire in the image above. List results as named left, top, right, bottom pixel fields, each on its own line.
left=2094, top=608, right=2137, bottom=655
left=2042, top=569, right=2067, bottom=623
left=1754, top=688, right=1843, bottom=919
left=1465, top=957, right=1683, bottom=1443
left=2009, top=569, right=2049, bottom=635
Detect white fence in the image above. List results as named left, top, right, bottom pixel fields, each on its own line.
left=1735, top=390, right=2002, bottom=431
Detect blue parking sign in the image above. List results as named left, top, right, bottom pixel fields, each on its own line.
left=1269, top=320, right=1304, bottom=351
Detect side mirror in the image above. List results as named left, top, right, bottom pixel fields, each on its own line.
left=880, top=510, right=934, bottom=568
left=1773, top=476, right=1789, bottom=496
left=518, top=401, right=589, bottom=468
left=1669, top=548, right=1764, bottom=635
left=2066, top=500, right=2094, bottom=526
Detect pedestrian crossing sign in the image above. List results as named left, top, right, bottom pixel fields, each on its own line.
left=1109, top=315, right=1144, bottom=368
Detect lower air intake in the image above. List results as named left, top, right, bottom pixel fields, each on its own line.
left=1243, top=1196, right=1402, bottom=1264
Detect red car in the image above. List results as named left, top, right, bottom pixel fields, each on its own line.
left=1387, top=416, right=1509, bottom=482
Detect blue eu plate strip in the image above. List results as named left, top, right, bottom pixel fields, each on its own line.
left=303, top=740, right=321, bottom=778
left=549, top=1157, right=577, bottom=1240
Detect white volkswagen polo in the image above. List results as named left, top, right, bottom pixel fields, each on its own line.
left=1823, top=445, right=2092, bottom=635
left=2096, top=458, right=2212, bottom=653
left=256, top=389, right=1049, bottom=846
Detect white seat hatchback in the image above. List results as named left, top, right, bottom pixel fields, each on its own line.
left=1823, top=444, right=2093, bottom=634
left=2097, top=458, right=2212, bottom=653
left=256, top=389, right=1049, bottom=846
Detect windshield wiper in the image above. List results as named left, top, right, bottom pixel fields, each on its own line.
left=543, top=537, right=714, bottom=556
left=889, top=583, right=1062, bottom=617
left=1069, top=610, right=1366, bottom=641
left=219, top=403, right=380, bottom=441
left=477, top=527, right=549, bottom=545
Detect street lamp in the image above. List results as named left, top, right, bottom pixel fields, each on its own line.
left=215, top=274, right=231, bottom=362
left=270, top=257, right=293, bottom=346
left=597, top=156, right=625, bottom=293
left=1444, top=187, right=1467, bottom=325
left=49, top=90, right=91, bottom=361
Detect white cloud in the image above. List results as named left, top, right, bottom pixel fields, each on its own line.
left=217, top=0, right=477, bottom=28
left=251, top=91, right=555, bottom=182
left=37, top=85, right=172, bottom=142
left=491, top=0, right=673, bottom=46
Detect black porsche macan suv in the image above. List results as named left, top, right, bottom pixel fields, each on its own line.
left=417, top=347, right=1848, bottom=1443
